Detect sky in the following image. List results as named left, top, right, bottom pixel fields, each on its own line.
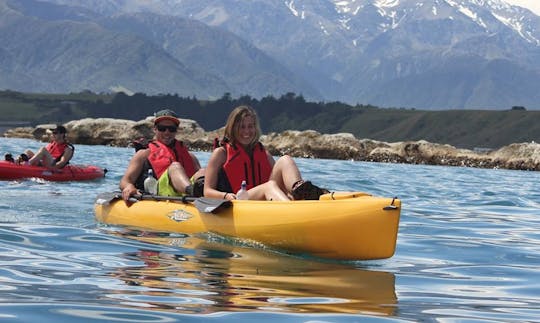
left=504, top=0, right=540, bottom=15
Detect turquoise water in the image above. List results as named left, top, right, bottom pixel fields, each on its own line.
left=1, top=137, right=539, bottom=322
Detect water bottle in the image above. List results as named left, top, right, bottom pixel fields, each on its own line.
left=143, top=169, right=158, bottom=195
left=236, top=180, right=248, bottom=200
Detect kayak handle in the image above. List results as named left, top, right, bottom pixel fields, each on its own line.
left=383, top=197, right=399, bottom=210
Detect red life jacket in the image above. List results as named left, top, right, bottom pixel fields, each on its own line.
left=222, top=142, right=272, bottom=192
left=147, top=140, right=196, bottom=179
left=46, top=141, right=73, bottom=161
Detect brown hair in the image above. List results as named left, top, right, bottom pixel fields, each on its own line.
left=223, top=105, right=261, bottom=147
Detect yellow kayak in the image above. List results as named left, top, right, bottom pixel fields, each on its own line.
left=94, top=192, right=401, bottom=260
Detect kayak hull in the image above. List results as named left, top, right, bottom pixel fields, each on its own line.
left=0, top=161, right=106, bottom=181
left=94, top=192, right=401, bottom=260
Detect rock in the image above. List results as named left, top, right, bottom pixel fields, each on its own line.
left=66, top=118, right=139, bottom=146
left=3, top=117, right=539, bottom=171
left=261, top=131, right=383, bottom=160
left=489, top=142, right=540, bottom=170
left=3, top=127, right=35, bottom=139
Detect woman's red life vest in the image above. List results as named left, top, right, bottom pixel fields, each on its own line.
left=147, top=140, right=196, bottom=179
left=46, top=141, right=72, bottom=161
left=222, top=142, right=272, bottom=192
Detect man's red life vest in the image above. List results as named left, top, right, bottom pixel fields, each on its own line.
left=46, top=141, right=72, bottom=161
left=147, top=140, right=196, bottom=179
left=222, top=142, right=272, bottom=192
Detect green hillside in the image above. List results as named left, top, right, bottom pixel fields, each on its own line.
left=339, top=108, right=537, bottom=149
left=1, top=90, right=538, bottom=149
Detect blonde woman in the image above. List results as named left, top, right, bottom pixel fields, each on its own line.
left=204, top=105, right=327, bottom=201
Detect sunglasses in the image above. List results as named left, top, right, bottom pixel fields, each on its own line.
left=156, top=125, right=178, bottom=133
left=51, top=131, right=59, bottom=134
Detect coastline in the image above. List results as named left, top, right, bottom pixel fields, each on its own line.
left=3, top=117, right=539, bottom=171
left=0, top=121, right=32, bottom=136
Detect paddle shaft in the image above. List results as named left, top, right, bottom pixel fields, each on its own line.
left=135, top=194, right=197, bottom=203
left=95, top=191, right=231, bottom=214
left=129, top=193, right=231, bottom=214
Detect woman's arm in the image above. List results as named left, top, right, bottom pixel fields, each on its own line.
left=203, top=147, right=233, bottom=199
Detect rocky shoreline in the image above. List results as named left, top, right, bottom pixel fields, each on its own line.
left=4, top=117, right=540, bottom=171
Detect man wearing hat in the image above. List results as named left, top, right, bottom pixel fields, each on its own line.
left=120, top=109, right=205, bottom=202
left=25, top=125, right=74, bottom=168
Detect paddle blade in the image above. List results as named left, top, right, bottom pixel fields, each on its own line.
left=194, top=197, right=232, bottom=214
left=95, top=192, right=121, bottom=205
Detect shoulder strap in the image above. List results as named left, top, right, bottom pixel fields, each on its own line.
left=67, top=143, right=75, bottom=152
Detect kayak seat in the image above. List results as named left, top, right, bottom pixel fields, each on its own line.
left=292, top=180, right=329, bottom=200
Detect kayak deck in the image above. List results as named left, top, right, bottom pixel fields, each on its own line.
left=95, top=192, right=401, bottom=260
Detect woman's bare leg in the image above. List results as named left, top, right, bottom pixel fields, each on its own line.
left=269, top=155, right=302, bottom=194
left=248, top=180, right=290, bottom=201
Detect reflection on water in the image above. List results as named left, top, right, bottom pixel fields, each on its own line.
left=0, top=223, right=396, bottom=320
left=106, top=229, right=397, bottom=315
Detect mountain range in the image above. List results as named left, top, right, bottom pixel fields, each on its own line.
left=1, top=0, right=540, bottom=109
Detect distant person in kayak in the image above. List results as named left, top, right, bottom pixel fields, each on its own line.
left=204, top=105, right=327, bottom=201
left=119, top=109, right=205, bottom=203
left=25, top=125, right=74, bottom=169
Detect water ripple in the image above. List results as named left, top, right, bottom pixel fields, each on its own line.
left=1, top=137, right=540, bottom=322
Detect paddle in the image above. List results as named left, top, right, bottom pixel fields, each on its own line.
left=94, top=192, right=232, bottom=214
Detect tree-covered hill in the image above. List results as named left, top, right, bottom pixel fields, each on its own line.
left=1, top=90, right=538, bottom=150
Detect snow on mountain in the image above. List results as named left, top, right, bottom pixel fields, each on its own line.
left=504, top=0, right=540, bottom=15
left=6, top=0, right=540, bottom=108
left=39, top=0, right=540, bottom=45
left=326, top=0, right=540, bottom=44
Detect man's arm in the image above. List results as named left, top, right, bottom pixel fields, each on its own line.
left=120, top=149, right=148, bottom=202
left=54, top=146, right=73, bottom=169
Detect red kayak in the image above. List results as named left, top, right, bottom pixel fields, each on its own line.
left=0, top=161, right=106, bottom=181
